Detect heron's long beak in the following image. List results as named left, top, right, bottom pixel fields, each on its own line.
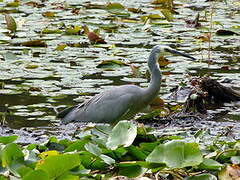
left=166, top=49, right=196, bottom=61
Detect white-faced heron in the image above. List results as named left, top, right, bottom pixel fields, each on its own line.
left=57, top=45, right=196, bottom=124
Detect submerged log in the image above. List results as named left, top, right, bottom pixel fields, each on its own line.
left=184, top=77, right=240, bottom=113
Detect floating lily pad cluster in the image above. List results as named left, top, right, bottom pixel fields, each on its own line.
left=0, top=121, right=240, bottom=179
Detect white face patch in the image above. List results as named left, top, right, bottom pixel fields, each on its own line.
left=157, top=46, right=172, bottom=57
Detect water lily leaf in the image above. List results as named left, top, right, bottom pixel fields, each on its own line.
left=16, top=165, right=33, bottom=178
left=36, top=154, right=80, bottom=179
left=20, top=40, right=47, bottom=47
left=84, top=142, right=102, bottom=156
left=25, top=64, right=39, bottom=69
left=0, top=175, right=8, bottom=180
left=231, top=156, right=240, bottom=164
left=6, top=1, right=20, bottom=7
left=42, top=28, right=61, bottom=34
left=127, top=8, right=145, bottom=14
left=199, top=158, right=223, bottom=170
left=55, top=43, right=67, bottom=51
left=99, top=154, right=115, bottom=165
left=0, top=135, right=18, bottom=144
left=1, top=143, right=24, bottom=167
left=4, top=13, right=17, bottom=33
left=79, top=152, right=107, bottom=170
left=185, top=173, right=217, bottom=180
left=146, top=140, right=203, bottom=168
left=64, top=140, right=88, bottom=152
left=151, top=0, right=170, bottom=4
left=106, top=3, right=130, bottom=17
left=2, top=51, right=17, bottom=61
left=57, top=174, right=79, bottom=180
left=127, top=145, right=147, bottom=160
left=39, top=150, right=60, bottom=159
left=22, top=169, right=50, bottom=180
left=216, top=29, right=239, bottom=36
left=97, top=60, right=128, bottom=68
left=106, top=121, right=137, bottom=150
left=161, top=9, right=174, bottom=21
left=65, top=25, right=82, bottom=35
left=118, top=165, right=146, bottom=178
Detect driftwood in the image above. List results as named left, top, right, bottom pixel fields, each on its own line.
left=184, top=77, right=240, bottom=113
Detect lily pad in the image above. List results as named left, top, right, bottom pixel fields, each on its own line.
left=106, top=121, right=137, bottom=150
left=146, top=140, right=203, bottom=168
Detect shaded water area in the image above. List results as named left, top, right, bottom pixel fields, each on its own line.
left=0, top=0, right=239, bottom=142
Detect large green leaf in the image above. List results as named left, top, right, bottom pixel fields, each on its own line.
left=36, top=154, right=80, bottom=179
left=184, top=173, right=217, bottom=180
left=1, top=143, right=24, bottom=167
left=118, top=165, right=146, bottom=178
left=0, top=136, right=18, bottom=144
left=146, top=140, right=203, bottom=168
left=84, top=143, right=102, bottom=156
left=57, top=173, right=79, bottom=180
left=99, top=154, right=115, bottom=165
left=0, top=175, right=8, bottom=180
left=64, top=140, right=88, bottom=152
left=22, top=169, right=50, bottom=180
left=106, top=121, right=137, bottom=150
left=199, top=158, right=223, bottom=170
left=79, top=152, right=107, bottom=170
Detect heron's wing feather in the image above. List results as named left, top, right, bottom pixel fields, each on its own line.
left=59, top=93, right=105, bottom=123
left=60, top=85, right=142, bottom=123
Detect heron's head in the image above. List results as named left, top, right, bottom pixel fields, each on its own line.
left=152, top=45, right=196, bottom=61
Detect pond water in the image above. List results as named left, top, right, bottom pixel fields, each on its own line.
left=0, top=0, right=239, bottom=134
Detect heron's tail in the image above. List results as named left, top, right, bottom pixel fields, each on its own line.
left=57, top=105, right=79, bottom=124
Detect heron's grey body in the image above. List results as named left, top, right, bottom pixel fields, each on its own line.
left=58, top=45, right=195, bottom=124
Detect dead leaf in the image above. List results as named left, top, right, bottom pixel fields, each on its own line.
left=25, top=1, right=45, bottom=8
left=21, top=40, right=47, bottom=47
left=42, top=11, right=55, bottom=18
left=218, top=165, right=240, bottom=180
left=185, top=13, right=202, bottom=28
left=151, top=0, right=173, bottom=9
left=4, top=13, right=17, bottom=33
left=158, top=56, right=171, bottom=67
left=130, top=65, right=141, bottom=78
left=195, top=33, right=211, bottom=42
left=149, top=96, right=165, bottom=109
left=127, top=8, right=145, bottom=14
left=216, top=29, right=239, bottom=36
left=28, top=87, right=41, bottom=92
left=87, top=32, right=106, bottom=44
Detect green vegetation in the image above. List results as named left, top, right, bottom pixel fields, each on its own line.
left=1, top=121, right=240, bottom=179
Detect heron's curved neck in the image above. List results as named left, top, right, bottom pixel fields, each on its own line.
left=142, top=51, right=162, bottom=103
